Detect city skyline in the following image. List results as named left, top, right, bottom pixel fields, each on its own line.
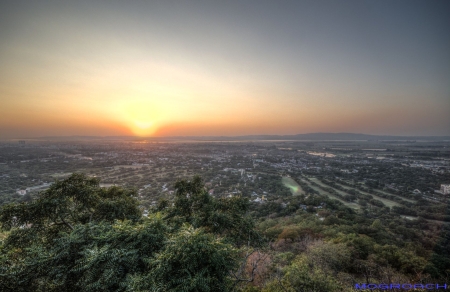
left=1, top=0, right=449, bottom=139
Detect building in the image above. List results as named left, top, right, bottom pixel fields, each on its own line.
left=441, top=184, right=450, bottom=195
left=17, top=190, right=26, bottom=196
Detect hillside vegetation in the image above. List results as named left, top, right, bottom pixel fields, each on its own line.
left=0, top=173, right=449, bottom=292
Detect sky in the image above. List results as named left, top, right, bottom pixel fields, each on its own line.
left=0, top=0, right=449, bottom=139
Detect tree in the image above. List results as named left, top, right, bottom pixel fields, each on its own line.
left=263, top=255, right=349, bottom=292
left=128, top=225, right=238, bottom=292
left=0, top=173, right=261, bottom=292
left=0, top=173, right=141, bottom=254
left=278, top=227, right=300, bottom=242
left=166, top=175, right=262, bottom=247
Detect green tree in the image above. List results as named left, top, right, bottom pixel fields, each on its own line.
left=263, top=255, right=348, bottom=292
left=128, top=225, right=238, bottom=292
left=0, top=173, right=141, bottom=254
left=166, top=175, right=262, bottom=247
left=0, top=173, right=259, bottom=292
left=278, top=227, right=300, bottom=242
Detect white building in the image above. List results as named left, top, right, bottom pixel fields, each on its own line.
left=441, top=184, right=450, bottom=195
left=17, top=190, right=26, bottom=195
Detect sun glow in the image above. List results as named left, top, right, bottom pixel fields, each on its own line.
left=131, top=120, right=157, bottom=136
left=112, top=101, right=162, bottom=137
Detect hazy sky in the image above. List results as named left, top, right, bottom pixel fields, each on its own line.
left=0, top=0, right=449, bottom=138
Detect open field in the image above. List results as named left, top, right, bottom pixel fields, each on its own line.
left=330, top=181, right=402, bottom=208
left=50, top=172, right=72, bottom=178
left=113, top=165, right=148, bottom=170
left=400, top=215, right=450, bottom=225
left=374, top=188, right=416, bottom=203
left=303, top=176, right=411, bottom=210
left=310, top=177, right=358, bottom=198
left=299, top=178, right=360, bottom=210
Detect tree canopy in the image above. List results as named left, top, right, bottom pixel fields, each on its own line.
left=0, top=173, right=259, bottom=292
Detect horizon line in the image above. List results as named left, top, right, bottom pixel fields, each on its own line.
left=3, top=132, right=450, bottom=142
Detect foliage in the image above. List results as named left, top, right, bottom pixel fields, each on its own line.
left=128, top=224, right=238, bottom=292
left=263, top=255, right=348, bottom=292
left=0, top=173, right=260, bottom=292
left=1, top=172, right=450, bottom=291
left=0, top=173, right=141, bottom=236
left=166, top=176, right=262, bottom=247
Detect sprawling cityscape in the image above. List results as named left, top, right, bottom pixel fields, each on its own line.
left=2, top=137, right=449, bottom=220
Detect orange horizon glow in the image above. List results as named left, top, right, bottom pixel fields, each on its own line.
left=1, top=2, right=449, bottom=139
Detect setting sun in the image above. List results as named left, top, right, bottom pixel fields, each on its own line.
left=116, top=103, right=160, bottom=136
left=131, top=120, right=156, bottom=136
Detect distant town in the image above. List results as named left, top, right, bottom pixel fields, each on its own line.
left=1, top=136, right=449, bottom=223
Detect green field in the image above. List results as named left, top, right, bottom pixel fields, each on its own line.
left=374, top=188, right=416, bottom=203
left=332, top=182, right=402, bottom=208
left=299, top=178, right=360, bottom=210
left=310, top=177, right=357, bottom=198
left=51, top=172, right=72, bottom=178
left=282, top=176, right=305, bottom=195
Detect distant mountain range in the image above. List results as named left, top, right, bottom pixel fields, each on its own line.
left=27, top=133, right=450, bottom=142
